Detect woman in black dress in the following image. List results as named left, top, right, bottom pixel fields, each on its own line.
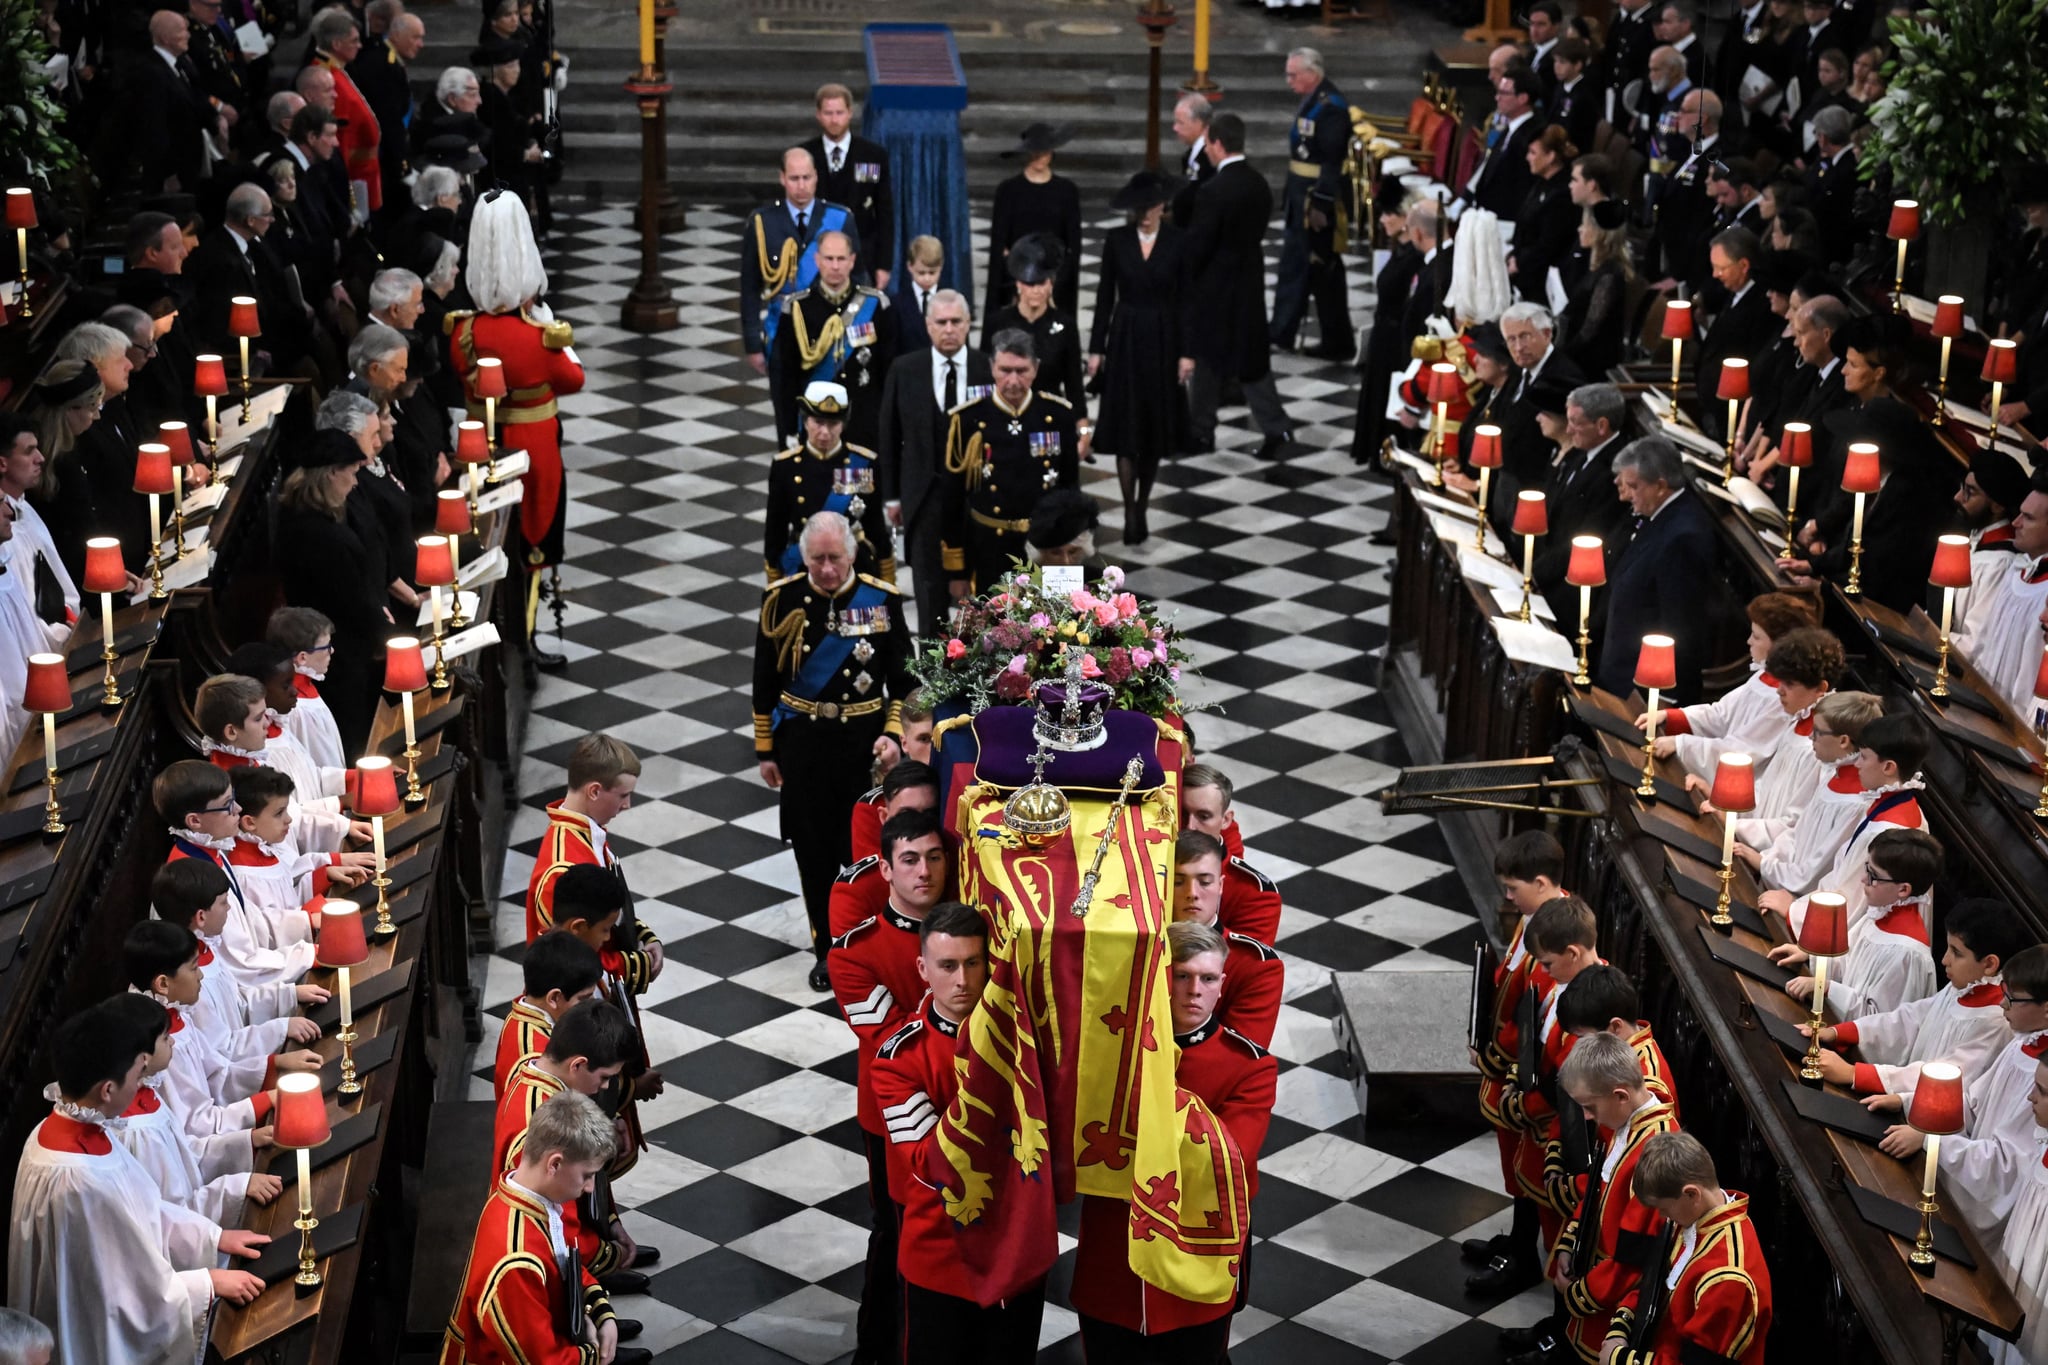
left=1087, top=171, right=1186, bottom=545
left=1556, top=200, right=1634, bottom=376
left=1510, top=127, right=1578, bottom=305
left=983, top=234, right=1089, bottom=422
left=1349, top=183, right=1423, bottom=467
left=983, top=123, right=1083, bottom=344
left=271, top=428, right=388, bottom=756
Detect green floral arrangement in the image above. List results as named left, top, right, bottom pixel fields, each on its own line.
left=908, top=565, right=1200, bottom=717
left=1861, top=0, right=2048, bottom=225
left=0, top=0, right=77, bottom=179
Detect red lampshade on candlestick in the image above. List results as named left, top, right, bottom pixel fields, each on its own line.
left=157, top=422, right=194, bottom=463
left=1929, top=535, right=1973, bottom=590
left=1887, top=200, right=1922, bottom=241
left=415, top=535, right=455, bottom=587
left=1842, top=443, right=1882, bottom=495
left=435, top=489, right=469, bottom=536
left=1716, top=358, right=1751, bottom=401
left=1779, top=422, right=1813, bottom=467
left=1798, top=891, right=1851, bottom=957
left=383, top=637, right=428, bottom=693
left=315, top=903, right=370, bottom=969
left=81, top=538, right=125, bottom=595
left=227, top=296, right=261, bottom=338
left=1467, top=424, right=1503, bottom=468
left=1661, top=300, right=1693, bottom=340
left=22, top=655, right=68, bottom=714
left=1907, top=1062, right=1966, bottom=1135
left=193, top=355, right=229, bottom=397
left=1511, top=490, right=1548, bottom=538
left=1984, top=339, right=2019, bottom=384
left=472, top=357, right=509, bottom=400
left=1635, top=635, right=1677, bottom=691
left=3, top=188, right=35, bottom=230
left=1566, top=535, right=1606, bottom=587
left=352, top=756, right=402, bottom=818
left=132, top=443, right=174, bottom=496
left=273, top=1072, right=330, bottom=1149
left=454, top=421, right=489, bottom=464
left=1932, top=296, right=1965, bottom=339
left=1708, top=753, right=1757, bottom=813
left=1425, top=362, right=1461, bottom=404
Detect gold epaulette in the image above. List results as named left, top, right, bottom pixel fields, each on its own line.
left=442, top=308, right=476, bottom=336
left=947, top=395, right=985, bottom=417
left=773, top=444, right=804, bottom=462
left=859, top=285, right=889, bottom=306
left=845, top=442, right=878, bottom=459
left=1036, top=391, right=1073, bottom=409
left=857, top=572, right=902, bottom=595
left=541, top=319, right=574, bottom=350
left=765, top=571, right=806, bottom=592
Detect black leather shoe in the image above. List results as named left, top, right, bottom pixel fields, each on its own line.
left=808, top=960, right=832, bottom=992
left=1254, top=433, right=1298, bottom=460
left=628, top=1245, right=661, bottom=1269
left=1497, top=1318, right=1558, bottom=1351
left=610, top=1348, right=653, bottom=1365
left=1466, top=1253, right=1541, bottom=1296
left=598, top=1270, right=650, bottom=1296
left=1506, top=1342, right=1566, bottom=1365
left=1459, top=1233, right=1508, bottom=1266
left=612, top=1318, right=643, bottom=1341
left=1305, top=344, right=1355, bottom=363
left=532, top=643, right=568, bottom=672
left=1125, top=506, right=1149, bottom=545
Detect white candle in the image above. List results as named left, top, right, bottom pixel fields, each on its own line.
left=1940, top=587, right=1955, bottom=640
left=171, top=464, right=184, bottom=517
left=371, top=816, right=386, bottom=872
left=1722, top=809, right=1737, bottom=863
left=42, top=713, right=57, bottom=772
left=147, top=494, right=161, bottom=554
left=1812, top=957, right=1829, bottom=1022
left=298, top=1147, right=313, bottom=1216
left=1522, top=534, right=1535, bottom=584
left=1939, top=337, right=1952, bottom=385
left=205, top=395, right=218, bottom=446
left=1787, top=466, right=1800, bottom=518
left=339, top=964, right=353, bottom=1028
left=238, top=336, right=251, bottom=388
left=430, top=586, right=445, bottom=660
left=1579, top=584, right=1591, bottom=631
left=1646, top=688, right=1661, bottom=745
left=1851, top=491, right=1867, bottom=547
left=401, top=690, right=416, bottom=751
left=1924, top=1131, right=1942, bottom=1200
left=100, top=593, right=113, bottom=655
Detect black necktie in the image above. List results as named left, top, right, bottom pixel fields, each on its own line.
left=943, top=358, right=957, bottom=412
left=794, top=210, right=808, bottom=242
left=920, top=290, right=930, bottom=316
left=830, top=145, right=844, bottom=172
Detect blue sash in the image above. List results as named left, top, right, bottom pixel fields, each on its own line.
left=768, top=577, right=892, bottom=731
left=808, top=290, right=884, bottom=385
left=764, top=204, right=855, bottom=347
left=777, top=453, right=878, bottom=577
left=1848, top=789, right=1918, bottom=847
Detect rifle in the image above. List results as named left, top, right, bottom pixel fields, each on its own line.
left=1625, top=1221, right=1682, bottom=1352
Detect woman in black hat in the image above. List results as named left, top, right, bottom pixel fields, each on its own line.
left=1087, top=171, right=1187, bottom=544
left=271, top=428, right=388, bottom=753
left=983, top=235, right=1090, bottom=421
left=983, top=123, right=1082, bottom=342
left=1556, top=199, right=1635, bottom=376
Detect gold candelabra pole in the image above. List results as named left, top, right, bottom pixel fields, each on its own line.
left=1573, top=584, right=1593, bottom=687
left=1638, top=689, right=1661, bottom=798
left=1798, top=958, right=1831, bottom=1083
left=293, top=1147, right=321, bottom=1285
left=1910, top=1132, right=1944, bottom=1270
left=1473, top=468, right=1491, bottom=553
left=369, top=818, right=395, bottom=938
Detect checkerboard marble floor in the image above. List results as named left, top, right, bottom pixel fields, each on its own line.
left=471, top=204, right=1551, bottom=1362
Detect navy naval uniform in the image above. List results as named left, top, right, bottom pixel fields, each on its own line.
left=762, top=439, right=895, bottom=584
left=738, top=197, right=861, bottom=443
left=940, top=389, right=1080, bottom=592
left=1271, top=77, right=1354, bottom=357
left=771, top=282, right=899, bottom=452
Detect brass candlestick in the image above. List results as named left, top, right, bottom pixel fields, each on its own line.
left=1797, top=958, right=1831, bottom=1083
left=336, top=1020, right=362, bottom=1097
left=39, top=714, right=62, bottom=836
left=1638, top=688, right=1662, bottom=798
left=1473, top=468, right=1491, bottom=553
left=1933, top=586, right=1957, bottom=697
left=1573, top=584, right=1593, bottom=687
left=293, top=1148, right=321, bottom=1285
left=1910, top=1133, right=1944, bottom=1271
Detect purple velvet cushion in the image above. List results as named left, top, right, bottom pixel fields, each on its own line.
left=969, top=705, right=1166, bottom=791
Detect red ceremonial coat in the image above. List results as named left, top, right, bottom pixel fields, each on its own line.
left=849, top=785, right=884, bottom=864
left=439, top=1176, right=610, bottom=1365
left=1609, top=1194, right=1771, bottom=1365
left=873, top=1000, right=985, bottom=1297
left=312, top=52, right=382, bottom=211
left=1219, top=856, right=1282, bottom=943
left=1219, top=930, right=1284, bottom=1050
left=494, top=996, right=555, bottom=1103
left=827, top=855, right=890, bottom=939
left=449, top=309, right=587, bottom=560
left=1556, top=1099, right=1679, bottom=1362
left=827, top=901, right=927, bottom=1135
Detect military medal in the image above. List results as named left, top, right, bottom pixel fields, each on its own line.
left=1007, top=418, right=1023, bottom=436
left=853, top=671, right=874, bottom=695
left=852, top=639, right=875, bottom=663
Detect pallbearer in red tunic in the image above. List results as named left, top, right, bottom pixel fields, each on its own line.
left=494, top=930, right=605, bottom=1101
left=444, top=1091, right=621, bottom=1365
left=1071, top=921, right=1274, bottom=1363
left=1604, top=1132, right=1771, bottom=1365
left=447, top=190, right=587, bottom=664
left=1547, top=1033, right=1679, bottom=1365
left=847, top=757, right=940, bottom=870
left=1171, top=831, right=1283, bottom=1049
left=871, top=903, right=1046, bottom=1361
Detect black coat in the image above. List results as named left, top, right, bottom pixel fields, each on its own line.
left=1558, top=259, right=1630, bottom=377
left=983, top=173, right=1083, bottom=334
left=878, top=347, right=993, bottom=529
left=1533, top=433, right=1633, bottom=603
left=1552, top=77, right=1604, bottom=155
left=1607, top=4, right=1659, bottom=91
left=1088, top=223, right=1187, bottom=472
left=1471, top=118, right=1539, bottom=219
left=1593, top=488, right=1718, bottom=702
left=1170, top=138, right=1218, bottom=230
left=1351, top=242, right=1423, bottom=462
left=1804, top=148, right=1860, bottom=253
left=982, top=304, right=1086, bottom=422
left=800, top=134, right=894, bottom=276
left=272, top=499, right=387, bottom=753
left=1694, top=285, right=1778, bottom=440
left=347, top=460, right=415, bottom=602
left=186, top=227, right=267, bottom=355
left=129, top=49, right=211, bottom=194
left=1178, top=160, right=1276, bottom=384
left=1511, top=171, right=1577, bottom=303
left=886, top=278, right=935, bottom=353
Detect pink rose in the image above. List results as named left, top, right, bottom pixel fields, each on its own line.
left=1113, top=592, right=1140, bottom=621
left=1029, top=613, right=1051, bottom=629
left=1102, top=566, right=1125, bottom=589
left=1015, top=572, right=1030, bottom=585
left=1080, top=653, right=1103, bottom=679
left=1169, top=666, right=1181, bottom=681
left=945, top=639, right=967, bottom=661
left=1092, top=602, right=1119, bottom=628
left=1132, top=648, right=1155, bottom=669
left=988, top=593, right=1012, bottom=610
left=1069, top=590, right=1099, bottom=613
left=1006, top=654, right=1029, bottom=674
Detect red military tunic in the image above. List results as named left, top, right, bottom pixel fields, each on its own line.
left=827, top=855, right=890, bottom=939
left=494, top=997, right=555, bottom=1103
left=849, top=785, right=884, bottom=864
left=439, top=1176, right=612, bottom=1365
left=1219, top=856, right=1282, bottom=943
left=1555, top=1099, right=1679, bottom=1363
left=872, top=998, right=981, bottom=1292
left=525, top=802, right=658, bottom=991
left=1479, top=917, right=1551, bottom=1191
left=1068, top=1017, right=1277, bottom=1335
left=1219, top=930, right=1284, bottom=1050
left=1608, top=1194, right=1771, bottom=1365
left=1625, top=1022, right=1679, bottom=1117
left=311, top=52, right=382, bottom=213
left=494, top=1058, right=621, bottom=1278
left=449, top=309, right=587, bottom=565
left=827, top=901, right=927, bottom=1136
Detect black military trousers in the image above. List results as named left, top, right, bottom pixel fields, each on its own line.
left=775, top=712, right=882, bottom=958
left=857, top=1129, right=903, bottom=1361
left=1271, top=183, right=1354, bottom=354
left=1077, top=1313, right=1232, bottom=1364
left=899, top=1279, right=1045, bottom=1364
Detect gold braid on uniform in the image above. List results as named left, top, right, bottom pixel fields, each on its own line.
left=790, top=303, right=848, bottom=371
left=760, top=588, right=808, bottom=673
left=944, top=414, right=987, bottom=489
left=755, top=216, right=798, bottom=298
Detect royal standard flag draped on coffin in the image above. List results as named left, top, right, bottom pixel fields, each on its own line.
left=921, top=708, right=1252, bottom=1308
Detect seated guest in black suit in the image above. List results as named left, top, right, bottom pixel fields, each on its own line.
left=1694, top=227, right=1778, bottom=442
left=1593, top=437, right=1717, bottom=702
left=889, top=235, right=946, bottom=353
left=1534, top=382, right=1635, bottom=612
left=1803, top=106, right=1860, bottom=252
left=1779, top=397, right=1947, bottom=613
left=186, top=182, right=275, bottom=357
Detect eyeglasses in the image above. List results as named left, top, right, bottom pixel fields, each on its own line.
left=2003, top=995, right=2042, bottom=1009
left=1810, top=726, right=1837, bottom=739
left=309, top=643, right=334, bottom=655
left=1864, top=867, right=1899, bottom=884
left=201, top=798, right=237, bottom=815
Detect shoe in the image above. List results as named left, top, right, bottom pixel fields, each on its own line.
left=1465, top=1253, right=1541, bottom=1296
left=1125, top=506, right=1149, bottom=545
left=1497, top=1318, right=1558, bottom=1351
left=532, top=644, right=568, bottom=671
left=1459, top=1233, right=1508, bottom=1267
left=611, top=1348, right=654, bottom=1365
left=1254, top=433, right=1298, bottom=460
left=1186, top=437, right=1216, bottom=454
left=808, top=960, right=832, bottom=992
left=1305, top=344, right=1355, bottom=363
left=628, top=1245, right=661, bottom=1269
left=598, top=1270, right=651, bottom=1297
left=1505, top=1342, right=1566, bottom=1365
left=613, top=1318, right=643, bottom=1342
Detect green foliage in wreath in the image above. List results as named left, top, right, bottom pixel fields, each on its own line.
left=0, top=0, right=79, bottom=180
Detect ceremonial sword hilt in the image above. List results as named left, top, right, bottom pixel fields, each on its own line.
left=1069, top=756, right=1146, bottom=919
